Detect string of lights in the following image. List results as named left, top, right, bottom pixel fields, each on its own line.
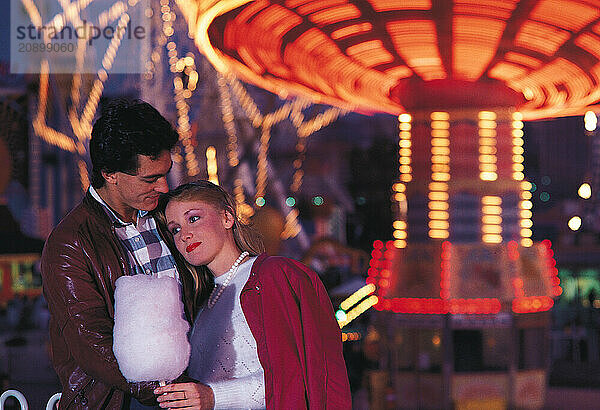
left=160, top=0, right=200, bottom=177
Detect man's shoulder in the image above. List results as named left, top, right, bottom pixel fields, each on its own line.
left=46, top=197, right=109, bottom=244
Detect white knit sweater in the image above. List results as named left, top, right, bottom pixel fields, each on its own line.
left=187, top=256, right=266, bottom=409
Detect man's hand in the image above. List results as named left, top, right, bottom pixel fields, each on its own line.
left=154, top=382, right=215, bottom=409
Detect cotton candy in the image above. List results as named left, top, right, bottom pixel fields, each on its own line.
left=113, top=274, right=190, bottom=382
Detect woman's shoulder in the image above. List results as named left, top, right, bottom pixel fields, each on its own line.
left=252, top=254, right=317, bottom=284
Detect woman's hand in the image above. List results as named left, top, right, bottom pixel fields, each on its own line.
left=154, top=382, right=215, bottom=409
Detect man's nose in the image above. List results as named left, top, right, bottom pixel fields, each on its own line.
left=154, top=176, right=169, bottom=193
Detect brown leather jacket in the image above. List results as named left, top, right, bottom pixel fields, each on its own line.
left=41, top=192, right=159, bottom=409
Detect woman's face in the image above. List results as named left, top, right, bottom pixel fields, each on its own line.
left=165, top=199, right=234, bottom=268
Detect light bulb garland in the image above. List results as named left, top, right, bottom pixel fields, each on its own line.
left=25, top=0, right=346, bottom=242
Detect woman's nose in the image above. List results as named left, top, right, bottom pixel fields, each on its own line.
left=181, top=229, right=192, bottom=241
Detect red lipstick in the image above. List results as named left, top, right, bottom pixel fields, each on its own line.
left=186, top=242, right=201, bottom=253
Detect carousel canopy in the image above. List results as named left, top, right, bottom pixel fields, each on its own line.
left=181, top=0, right=600, bottom=119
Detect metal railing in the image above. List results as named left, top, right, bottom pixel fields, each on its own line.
left=0, top=390, right=60, bottom=410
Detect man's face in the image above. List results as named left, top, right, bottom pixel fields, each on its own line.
left=112, top=150, right=172, bottom=212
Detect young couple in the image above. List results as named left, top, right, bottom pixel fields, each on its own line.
left=41, top=99, right=351, bottom=409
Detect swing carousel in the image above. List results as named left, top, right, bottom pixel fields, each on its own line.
left=175, top=0, right=600, bottom=408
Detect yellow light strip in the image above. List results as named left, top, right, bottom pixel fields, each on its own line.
left=25, top=0, right=147, bottom=190
left=206, top=146, right=219, bottom=185
left=162, top=0, right=200, bottom=176
left=395, top=113, right=411, bottom=248
left=77, top=159, right=90, bottom=191
left=520, top=181, right=534, bottom=247
left=512, top=112, right=525, bottom=181
left=33, top=61, right=77, bottom=153
left=482, top=195, right=502, bottom=243
left=479, top=111, right=497, bottom=181
left=338, top=295, right=378, bottom=329
left=216, top=72, right=254, bottom=219
left=281, top=208, right=301, bottom=239
left=340, top=283, right=376, bottom=311
left=429, top=112, right=450, bottom=239
left=255, top=127, right=270, bottom=200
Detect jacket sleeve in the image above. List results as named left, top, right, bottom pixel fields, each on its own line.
left=281, top=259, right=352, bottom=409
left=41, top=231, right=157, bottom=404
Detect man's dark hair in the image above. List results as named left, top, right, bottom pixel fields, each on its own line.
left=89, top=98, right=179, bottom=188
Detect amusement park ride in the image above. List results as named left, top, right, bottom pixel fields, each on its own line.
left=179, top=0, right=600, bottom=408
left=5, top=0, right=600, bottom=408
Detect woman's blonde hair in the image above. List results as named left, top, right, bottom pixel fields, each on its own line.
left=155, top=180, right=265, bottom=318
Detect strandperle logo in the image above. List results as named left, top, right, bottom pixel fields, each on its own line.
left=11, top=0, right=151, bottom=74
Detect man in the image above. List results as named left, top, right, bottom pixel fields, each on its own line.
left=41, top=99, right=180, bottom=408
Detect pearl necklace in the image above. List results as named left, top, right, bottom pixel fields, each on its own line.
left=207, top=251, right=249, bottom=308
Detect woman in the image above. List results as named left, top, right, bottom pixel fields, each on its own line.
left=153, top=181, right=351, bottom=409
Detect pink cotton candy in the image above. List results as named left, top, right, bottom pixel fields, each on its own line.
left=113, top=275, right=190, bottom=382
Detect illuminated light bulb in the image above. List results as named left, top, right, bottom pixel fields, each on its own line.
left=482, top=196, right=502, bottom=205
left=521, top=228, right=533, bottom=237
left=521, top=238, right=533, bottom=247
left=429, top=230, right=450, bottom=239
left=479, top=120, right=496, bottom=129
left=584, top=111, right=597, bottom=132
left=480, top=172, right=498, bottom=181
left=568, top=216, right=582, bottom=231
left=482, top=225, right=502, bottom=234
left=483, top=234, right=502, bottom=243
left=431, top=112, right=449, bottom=121
left=479, top=111, right=496, bottom=120
left=394, top=240, right=407, bottom=248
left=520, top=219, right=533, bottom=228
left=393, top=220, right=407, bottom=229
left=482, top=215, right=502, bottom=224
left=578, top=183, right=592, bottom=199
left=399, top=113, right=411, bottom=122
left=393, top=230, right=407, bottom=239
left=429, top=220, right=450, bottom=230
left=482, top=205, right=502, bottom=214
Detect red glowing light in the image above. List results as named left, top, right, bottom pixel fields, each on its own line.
left=513, top=296, right=554, bottom=313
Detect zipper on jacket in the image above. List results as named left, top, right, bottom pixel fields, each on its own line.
left=76, top=379, right=95, bottom=406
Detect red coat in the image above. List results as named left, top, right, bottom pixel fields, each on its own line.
left=240, top=254, right=352, bottom=409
